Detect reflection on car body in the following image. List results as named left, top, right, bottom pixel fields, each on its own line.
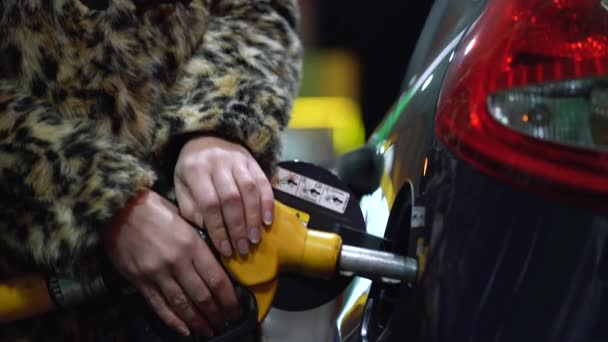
left=336, top=0, right=608, bottom=341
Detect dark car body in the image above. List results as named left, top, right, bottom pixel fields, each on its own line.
left=340, top=0, right=608, bottom=341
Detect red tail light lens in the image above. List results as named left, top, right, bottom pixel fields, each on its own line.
left=436, top=0, right=608, bottom=207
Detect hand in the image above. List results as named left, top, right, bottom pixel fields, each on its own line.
left=174, top=136, right=275, bottom=257
left=104, top=190, right=240, bottom=337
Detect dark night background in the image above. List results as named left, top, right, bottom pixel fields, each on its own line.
left=313, top=1, right=434, bottom=137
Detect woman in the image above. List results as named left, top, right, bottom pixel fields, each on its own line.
left=0, top=0, right=302, bottom=340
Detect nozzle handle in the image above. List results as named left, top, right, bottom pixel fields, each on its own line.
left=221, top=201, right=344, bottom=322
left=0, top=273, right=57, bottom=323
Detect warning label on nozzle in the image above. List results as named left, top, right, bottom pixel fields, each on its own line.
left=274, top=167, right=350, bottom=214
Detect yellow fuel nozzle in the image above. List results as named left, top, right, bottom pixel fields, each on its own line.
left=220, top=201, right=343, bottom=322
left=0, top=201, right=417, bottom=325
left=0, top=273, right=57, bottom=323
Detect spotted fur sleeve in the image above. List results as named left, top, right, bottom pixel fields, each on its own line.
left=156, top=0, right=303, bottom=175
left=0, top=83, right=156, bottom=272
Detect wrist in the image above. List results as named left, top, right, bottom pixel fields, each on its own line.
left=104, top=189, right=151, bottom=245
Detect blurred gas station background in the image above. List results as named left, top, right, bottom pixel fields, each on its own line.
left=283, top=0, right=433, bottom=168
left=269, top=1, right=433, bottom=341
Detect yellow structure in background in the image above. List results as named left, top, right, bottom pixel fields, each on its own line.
left=290, top=97, right=365, bottom=155
left=318, top=49, right=360, bottom=99
left=290, top=49, right=365, bottom=155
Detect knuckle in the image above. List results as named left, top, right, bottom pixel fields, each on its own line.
left=207, top=274, right=227, bottom=292
left=223, top=192, right=241, bottom=206
left=175, top=234, right=196, bottom=250
left=259, top=189, right=273, bottom=202
left=193, top=290, right=213, bottom=308
left=255, top=173, right=270, bottom=184
left=254, top=176, right=266, bottom=185
left=172, top=248, right=191, bottom=263
left=202, top=199, right=221, bottom=215
left=209, top=148, right=225, bottom=161
left=262, top=197, right=275, bottom=209
left=158, top=250, right=181, bottom=267
left=167, top=252, right=183, bottom=266
left=261, top=184, right=274, bottom=197
left=202, top=148, right=217, bottom=160
left=183, top=157, right=203, bottom=172
left=226, top=216, right=245, bottom=232
left=241, top=179, right=257, bottom=195
left=246, top=211, right=260, bottom=222
left=205, top=215, right=224, bottom=232
left=142, top=287, right=161, bottom=305
left=169, top=293, right=191, bottom=311
left=138, top=261, right=162, bottom=275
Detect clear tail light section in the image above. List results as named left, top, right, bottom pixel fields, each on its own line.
left=488, top=79, right=608, bottom=152
left=436, top=0, right=608, bottom=209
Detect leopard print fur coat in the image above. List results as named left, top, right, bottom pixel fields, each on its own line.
left=0, top=0, right=301, bottom=340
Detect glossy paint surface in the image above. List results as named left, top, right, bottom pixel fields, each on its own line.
left=356, top=0, right=608, bottom=340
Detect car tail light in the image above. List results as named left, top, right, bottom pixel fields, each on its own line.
left=436, top=0, right=608, bottom=209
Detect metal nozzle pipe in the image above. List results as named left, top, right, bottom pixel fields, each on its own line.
left=338, top=245, right=418, bottom=284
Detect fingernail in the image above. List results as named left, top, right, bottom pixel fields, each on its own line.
left=237, top=239, right=250, bottom=255
left=220, top=240, right=233, bottom=257
left=263, top=210, right=273, bottom=226
left=248, top=227, right=260, bottom=244
left=179, top=326, right=190, bottom=337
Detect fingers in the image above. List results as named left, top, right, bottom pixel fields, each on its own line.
left=157, top=275, right=214, bottom=337
left=107, top=190, right=239, bottom=338
left=190, top=176, right=233, bottom=257
left=175, top=180, right=203, bottom=228
left=139, top=281, right=191, bottom=337
left=173, top=260, right=223, bottom=330
left=233, top=163, right=261, bottom=244
left=174, top=136, right=276, bottom=257
left=192, top=241, right=240, bottom=321
left=248, top=159, right=274, bottom=226
left=213, top=169, right=249, bottom=255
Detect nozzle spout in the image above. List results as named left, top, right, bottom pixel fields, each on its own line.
left=338, top=245, right=418, bottom=284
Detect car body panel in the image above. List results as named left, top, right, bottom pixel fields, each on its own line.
left=347, top=0, right=608, bottom=340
